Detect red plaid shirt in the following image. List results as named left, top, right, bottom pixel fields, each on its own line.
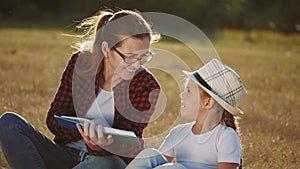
left=46, top=52, right=160, bottom=163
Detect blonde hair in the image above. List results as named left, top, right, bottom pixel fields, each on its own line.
left=71, top=9, right=160, bottom=76
left=220, top=110, right=240, bottom=133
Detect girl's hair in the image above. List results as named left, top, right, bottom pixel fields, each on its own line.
left=220, top=110, right=240, bottom=132
left=72, top=9, right=160, bottom=75
left=198, top=86, right=240, bottom=133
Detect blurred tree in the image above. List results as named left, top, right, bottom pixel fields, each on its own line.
left=32, top=0, right=61, bottom=15
left=0, top=0, right=39, bottom=19
left=0, top=0, right=298, bottom=33
left=240, top=0, right=300, bottom=33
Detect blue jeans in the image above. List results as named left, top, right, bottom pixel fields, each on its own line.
left=125, top=148, right=186, bottom=169
left=73, top=154, right=127, bottom=169
left=0, top=112, right=80, bottom=169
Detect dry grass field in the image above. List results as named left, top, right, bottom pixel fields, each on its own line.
left=0, top=28, right=299, bottom=168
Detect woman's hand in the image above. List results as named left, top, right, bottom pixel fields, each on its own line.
left=76, top=121, right=113, bottom=151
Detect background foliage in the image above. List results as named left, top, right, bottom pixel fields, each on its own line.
left=0, top=0, right=299, bottom=33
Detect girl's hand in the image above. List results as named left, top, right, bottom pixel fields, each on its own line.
left=76, top=121, right=113, bottom=151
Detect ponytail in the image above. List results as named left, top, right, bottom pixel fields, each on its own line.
left=72, top=11, right=113, bottom=76
left=220, top=110, right=240, bottom=132
left=74, top=11, right=113, bottom=51
left=220, top=110, right=242, bottom=169
left=95, top=12, right=113, bottom=31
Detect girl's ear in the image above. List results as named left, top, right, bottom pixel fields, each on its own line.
left=101, top=41, right=110, bottom=57
left=204, top=97, right=215, bottom=110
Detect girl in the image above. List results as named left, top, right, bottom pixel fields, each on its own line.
left=126, top=58, right=246, bottom=169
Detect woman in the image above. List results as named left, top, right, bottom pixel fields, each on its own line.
left=126, top=58, right=246, bottom=169
left=0, top=9, right=160, bottom=169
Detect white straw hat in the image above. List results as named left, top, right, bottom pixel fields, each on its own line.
left=183, top=58, right=246, bottom=116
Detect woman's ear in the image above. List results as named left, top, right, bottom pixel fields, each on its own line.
left=101, top=41, right=110, bottom=57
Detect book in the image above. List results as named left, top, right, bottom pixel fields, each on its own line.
left=54, top=115, right=140, bottom=146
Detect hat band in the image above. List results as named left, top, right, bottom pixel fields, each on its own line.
left=193, top=72, right=212, bottom=91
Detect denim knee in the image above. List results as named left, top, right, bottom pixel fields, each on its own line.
left=126, top=148, right=168, bottom=169
left=154, top=163, right=187, bottom=169
left=136, top=148, right=161, bottom=159
left=73, top=155, right=126, bottom=169
left=0, top=112, right=25, bottom=135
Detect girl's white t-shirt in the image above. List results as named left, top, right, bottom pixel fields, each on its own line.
left=159, top=122, right=241, bottom=169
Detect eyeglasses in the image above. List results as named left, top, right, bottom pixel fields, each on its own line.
left=112, top=47, right=153, bottom=65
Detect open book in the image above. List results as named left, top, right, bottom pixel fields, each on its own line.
left=54, top=115, right=140, bottom=146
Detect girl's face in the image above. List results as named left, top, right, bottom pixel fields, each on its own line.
left=180, top=79, right=201, bottom=121
left=110, top=37, right=151, bottom=80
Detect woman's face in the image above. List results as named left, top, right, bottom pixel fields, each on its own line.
left=180, top=79, right=201, bottom=121
left=110, top=37, right=151, bottom=80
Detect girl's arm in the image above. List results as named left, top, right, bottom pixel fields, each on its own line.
left=218, top=162, right=239, bottom=169
left=163, top=155, right=175, bottom=163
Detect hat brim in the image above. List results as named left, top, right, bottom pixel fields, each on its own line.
left=183, top=70, right=243, bottom=116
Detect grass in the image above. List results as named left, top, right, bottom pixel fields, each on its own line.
left=0, top=28, right=299, bottom=169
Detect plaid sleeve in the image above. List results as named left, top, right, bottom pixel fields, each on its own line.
left=122, top=71, right=160, bottom=161
left=46, top=53, right=82, bottom=144
left=128, top=70, right=161, bottom=127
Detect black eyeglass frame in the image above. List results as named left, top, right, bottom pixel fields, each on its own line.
left=112, top=47, right=153, bottom=64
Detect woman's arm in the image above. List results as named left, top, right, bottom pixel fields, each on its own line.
left=46, top=53, right=82, bottom=144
